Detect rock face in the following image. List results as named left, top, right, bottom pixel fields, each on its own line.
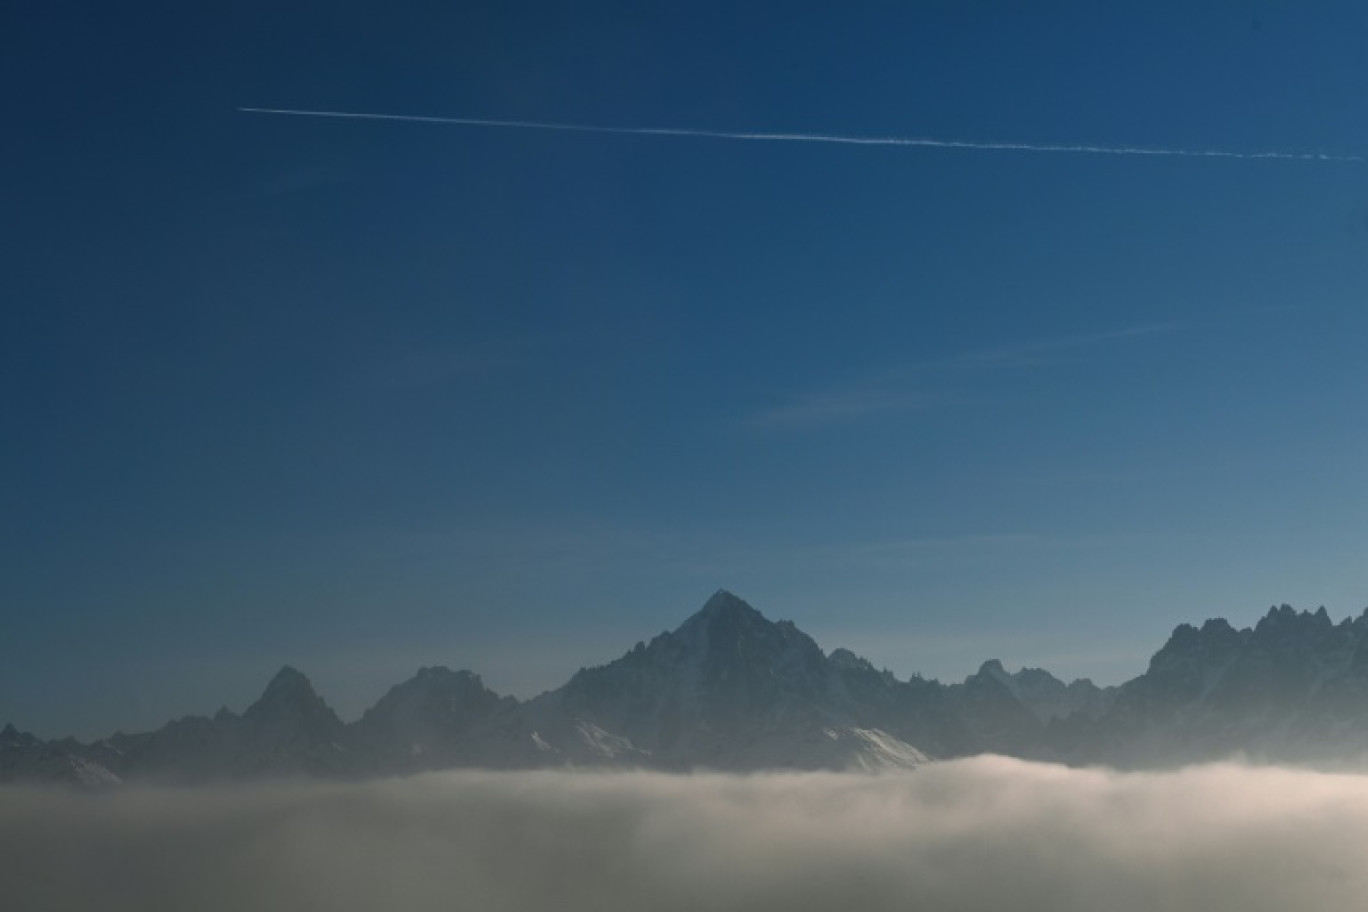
left=6, top=595, right=1368, bottom=785
left=0, top=724, right=121, bottom=788
left=530, top=590, right=936, bottom=770
left=349, top=667, right=540, bottom=772
left=89, top=666, right=350, bottom=783
left=1051, top=605, right=1368, bottom=767
left=974, top=660, right=1114, bottom=723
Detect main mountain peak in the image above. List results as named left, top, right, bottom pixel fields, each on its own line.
left=671, top=590, right=824, bottom=668
left=680, top=589, right=765, bottom=631
left=534, top=592, right=944, bottom=770
left=702, top=588, right=753, bottom=612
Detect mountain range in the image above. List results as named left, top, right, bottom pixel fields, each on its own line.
left=6, top=591, right=1368, bottom=786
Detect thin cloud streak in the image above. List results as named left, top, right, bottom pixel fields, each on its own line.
left=949, top=322, right=1179, bottom=368
left=748, top=323, right=1177, bottom=428
left=747, top=389, right=956, bottom=429
left=358, top=332, right=585, bottom=392
left=239, top=107, right=1367, bottom=164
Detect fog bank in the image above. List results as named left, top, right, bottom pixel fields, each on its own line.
left=4, top=758, right=1368, bottom=911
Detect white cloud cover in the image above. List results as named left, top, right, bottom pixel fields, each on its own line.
left=5, top=757, right=1368, bottom=911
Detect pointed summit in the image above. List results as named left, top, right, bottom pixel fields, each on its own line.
left=548, top=591, right=836, bottom=766
left=351, top=667, right=531, bottom=769
left=699, top=589, right=758, bottom=618
left=242, top=665, right=344, bottom=746
left=0, top=723, right=39, bottom=750
left=677, top=589, right=768, bottom=637
left=828, top=647, right=876, bottom=673
left=358, top=666, right=508, bottom=736
left=978, top=659, right=1008, bottom=678
left=246, top=666, right=327, bottom=716
left=705, top=588, right=748, bottom=608
left=260, top=665, right=315, bottom=700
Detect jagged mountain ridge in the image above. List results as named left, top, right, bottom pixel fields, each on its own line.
left=5, top=593, right=1367, bottom=785
left=1048, top=603, right=1368, bottom=767
left=528, top=591, right=949, bottom=769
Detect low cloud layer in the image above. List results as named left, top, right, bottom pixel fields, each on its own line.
left=5, top=758, right=1368, bottom=911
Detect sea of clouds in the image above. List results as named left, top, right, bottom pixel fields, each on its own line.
left=4, top=756, right=1368, bottom=911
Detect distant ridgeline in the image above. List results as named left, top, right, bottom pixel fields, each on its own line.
left=6, top=593, right=1368, bottom=786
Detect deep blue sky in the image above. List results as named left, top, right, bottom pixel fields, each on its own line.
left=5, top=2, right=1367, bottom=738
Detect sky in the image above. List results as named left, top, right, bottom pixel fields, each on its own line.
left=4, top=1, right=1367, bottom=739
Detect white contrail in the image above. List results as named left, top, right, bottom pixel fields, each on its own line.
left=238, top=106, right=1364, bottom=163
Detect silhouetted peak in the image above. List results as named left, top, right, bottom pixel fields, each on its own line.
left=264, top=665, right=314, bottom=696
left=245, top=665, right=335, bottom=723
left=1015, top=667, right=1065, bottom=687
left=1149, top=617, right=1245, bottom=676
left=962, top=660, right=1017, bottom=698
left=676, top=590, right=769, bottom=637
left=392, top=667, right=492, bottom=698
left=586, top=593, right=836, bottom=681
left=1159, top=617, right=1244, bottom=653
left=238, top=664, right=344, bottom=747
left=1254, top=603, right=1333, bottom=638
left=828, top=647, right=875, bottom=673
left=969, top=660, right=1016, bottom=692
left=357, top=665, right=510, bottom=739
left=1167, top=623, right=1199, bottom=644
left=701, top=589, right=756, bottom=618
left=412, top=666, right=483, bottom=686
left=1256, top=604, right=1290, bottom=627
left=1, top=723, right=41, bottom=750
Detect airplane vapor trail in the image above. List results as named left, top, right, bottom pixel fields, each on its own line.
left=238, top=106, right=1364, bottom=163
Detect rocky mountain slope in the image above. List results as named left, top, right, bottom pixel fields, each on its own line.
left=1048, top=604, right=1368, bottom=767
left=4, top=593, right=1366, bottom=785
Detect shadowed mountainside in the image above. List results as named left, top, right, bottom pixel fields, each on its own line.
left=6, top=592, right=1368, bottom=785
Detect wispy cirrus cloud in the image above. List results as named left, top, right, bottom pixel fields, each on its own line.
left=747, top=322, right=1179, bottom=429
left=944, top=322, right=1178, bottom=368
left=746, top=388, right=958, bottom=429
left=358, top=332, right=586, bottom=391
